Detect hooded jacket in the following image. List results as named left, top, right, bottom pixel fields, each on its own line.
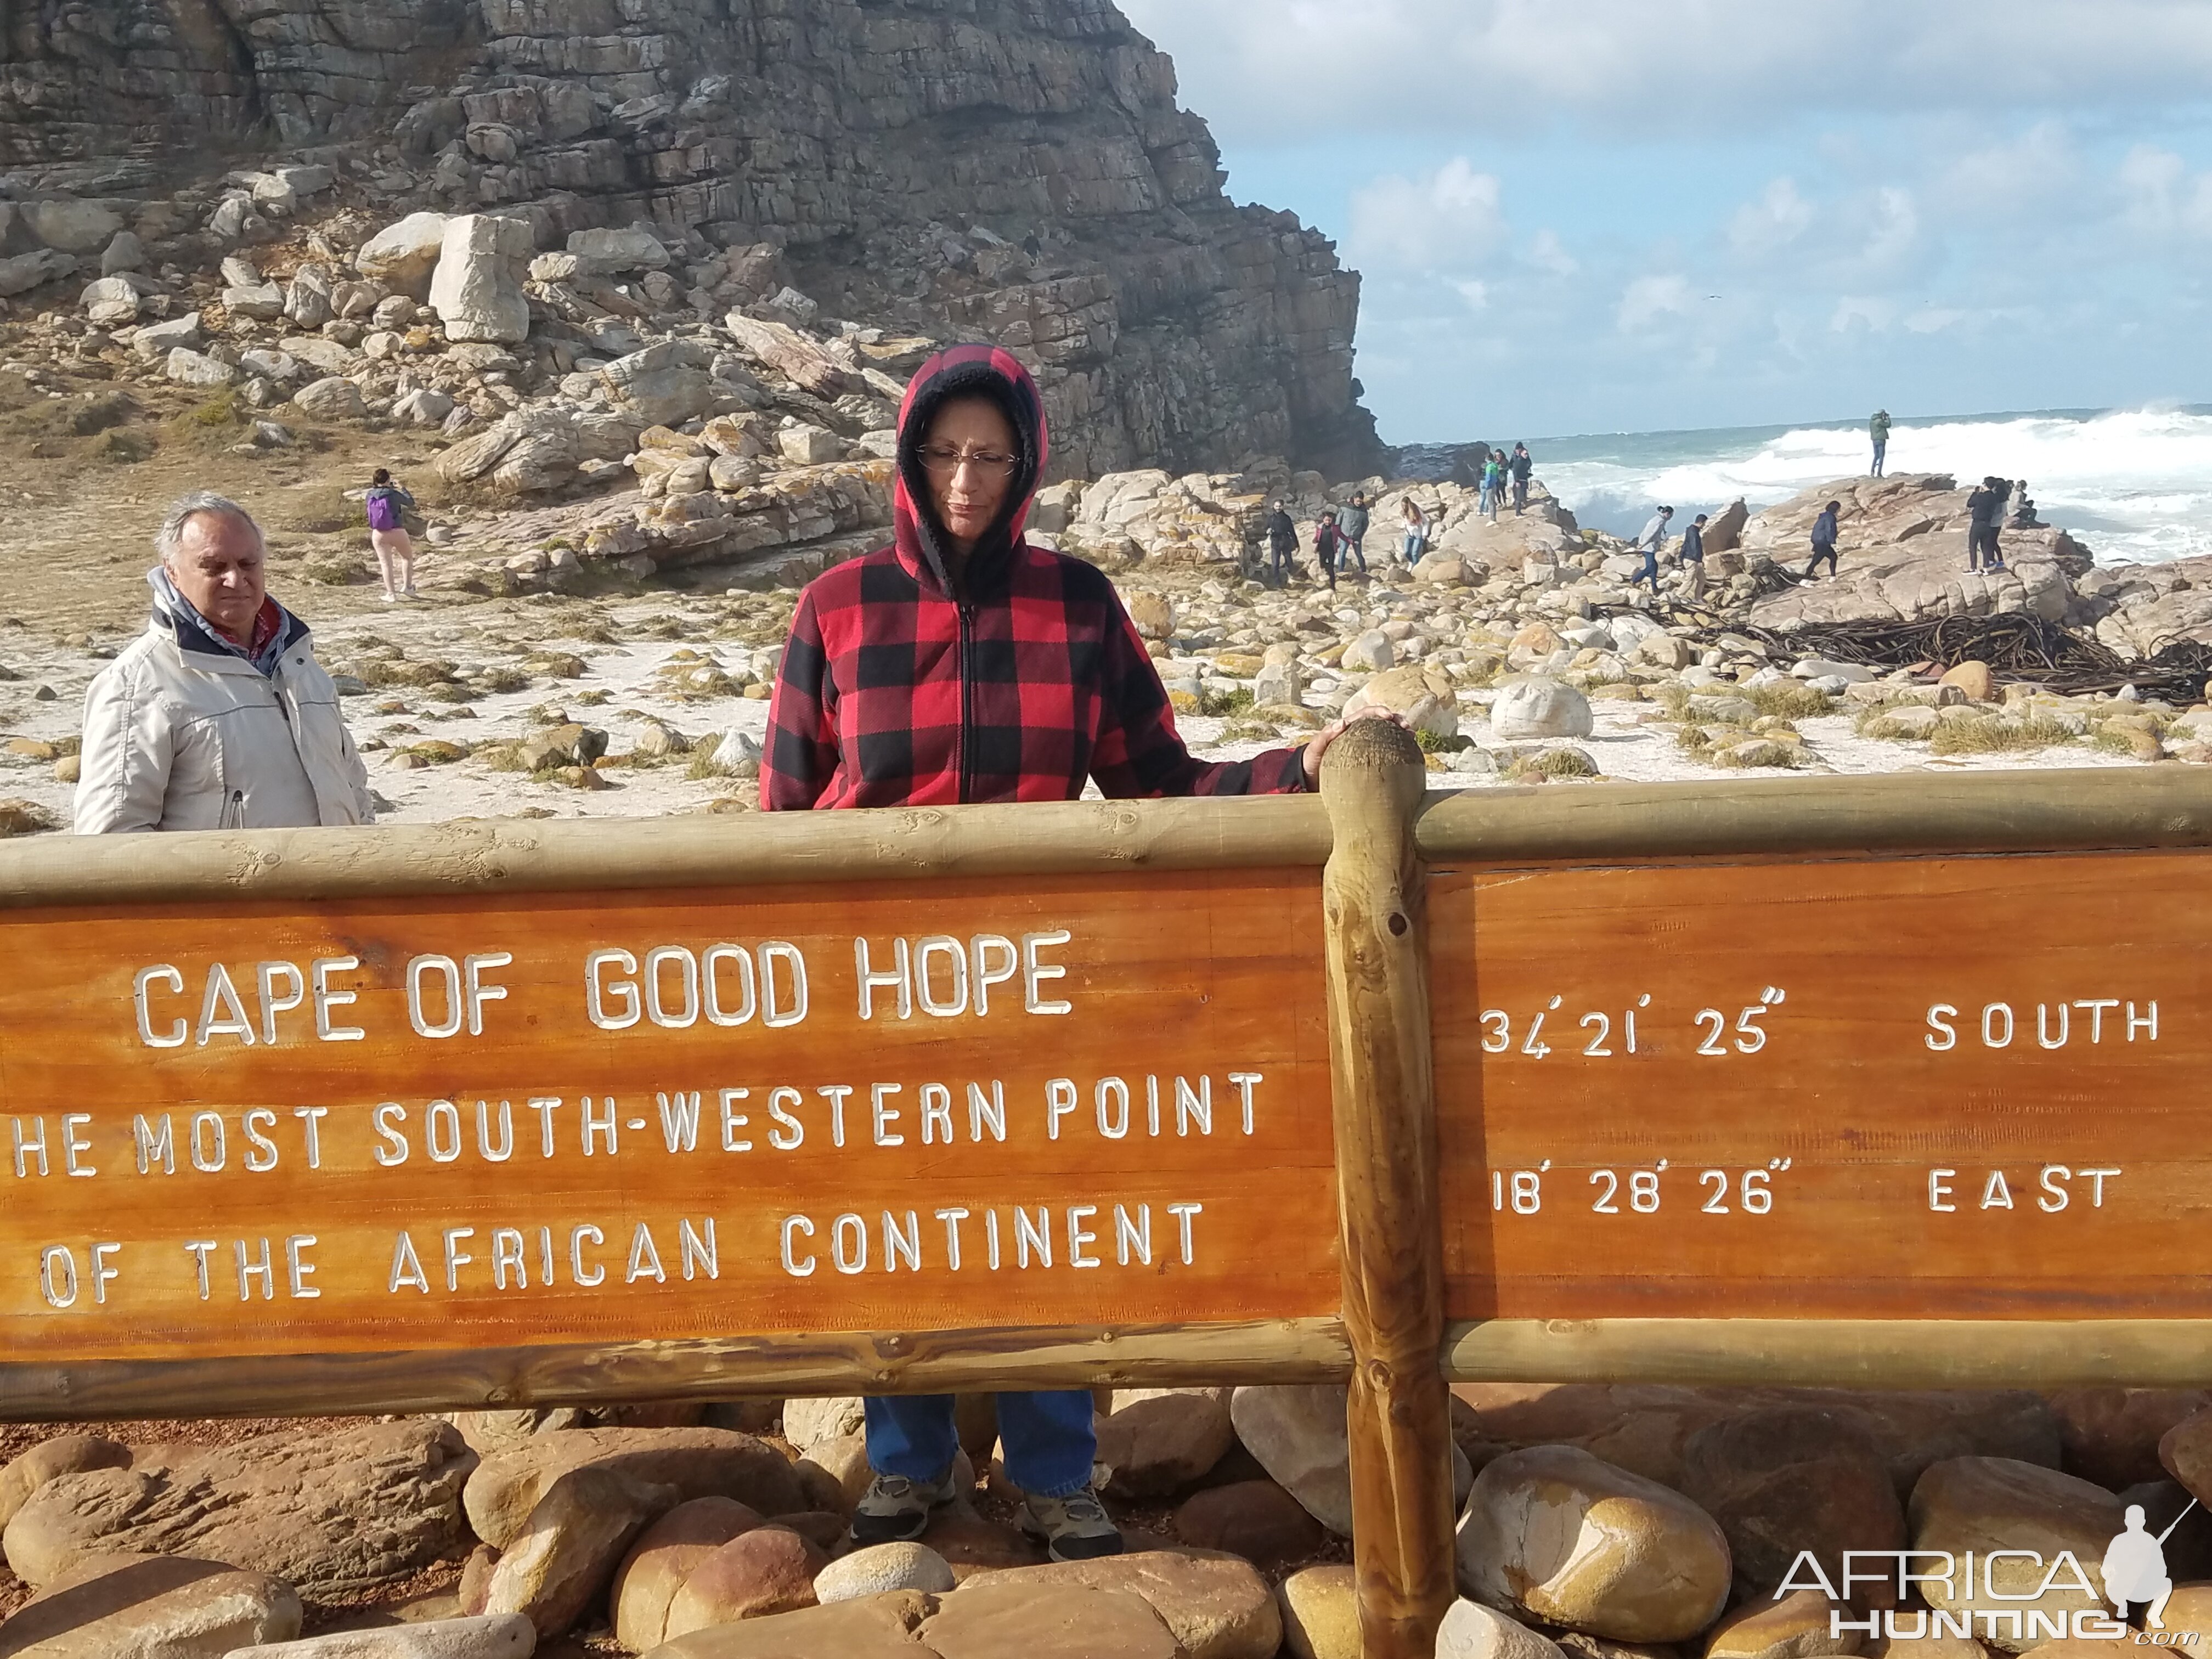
left=76, top=571, right=374, bottom=832
left=761, top=346, right=1307, bottom=810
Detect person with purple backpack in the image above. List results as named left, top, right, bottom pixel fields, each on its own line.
left=364, top=468, right=419, bottom=602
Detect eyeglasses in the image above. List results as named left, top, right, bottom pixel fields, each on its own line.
left=919, top=445, right=1018, bottom=479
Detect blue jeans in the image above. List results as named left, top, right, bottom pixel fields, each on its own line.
left=1403, top=532, right=1425, bottom=565
left=1637, top=549, right=1660, bottom=589
left=865, top=1390, right=1096, bottom=1498
left=1871, top=440, right=1887, bottom=477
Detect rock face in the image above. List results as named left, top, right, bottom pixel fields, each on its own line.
left=2, top=1420, right=476, bottom=1599
left=0, top=1, right=1377, bottom=479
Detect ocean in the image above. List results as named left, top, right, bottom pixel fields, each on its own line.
left=1397, top=407, right=2212, bottom=566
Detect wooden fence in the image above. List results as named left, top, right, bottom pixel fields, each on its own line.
left=3, top=721, right=2211, bottom=1654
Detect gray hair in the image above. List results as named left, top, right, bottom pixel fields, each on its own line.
left=155, top=492, right=263, bottom=565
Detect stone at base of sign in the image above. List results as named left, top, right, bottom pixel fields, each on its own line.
left=0, top=1550, right=302, bottom=1655
left=464, top=1427, right=802, bottom=1549
left=482, top=1464, right=674, bottom=1639
left=612, top=1497, right=765, bottom=1652
left=661, top=1523, right=828, bottom=1640
left=1436, top=1600, right=1567, bottom=1659
left=1173, top=1479, right=1325, bottom=1573
left=0, top=1435, right=129, bottom=1528
left=915, top=1579, right=1181, bottom=1658
left=957, top=1550, right=1282, bottom=1659
left=814, top=1541, right=958, bottom=1604
left=219, top=1613, right=536, bottom=1657
left=639, top=1587, right=933, bottom=1657
left=1277, top=1564, right=1359, bottom=1659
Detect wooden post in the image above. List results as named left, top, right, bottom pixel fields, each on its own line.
left=1321, top=719, right=1457, bottom=1656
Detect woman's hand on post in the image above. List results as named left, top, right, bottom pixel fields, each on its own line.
left=1301, top=705, right=1406, bottom=788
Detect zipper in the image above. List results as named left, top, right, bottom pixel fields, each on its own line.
left=955, top=601, right=978, bottom=804
left=221, top=789, right=244, bottom=831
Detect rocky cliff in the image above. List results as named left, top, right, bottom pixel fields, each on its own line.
left=0, top=0, right=1376, bottom=478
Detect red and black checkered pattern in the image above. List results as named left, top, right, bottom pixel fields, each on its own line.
left=761, top=347, right=1308, bottom=810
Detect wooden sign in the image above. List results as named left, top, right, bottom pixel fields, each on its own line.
left=1431, top=850, right=2210, bottom=1322
left=0, top=870, right=1338, bottom=1364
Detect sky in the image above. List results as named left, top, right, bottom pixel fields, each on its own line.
left=1112, top=0, right=2212, bottom=446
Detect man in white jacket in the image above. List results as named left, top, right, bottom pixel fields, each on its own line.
left=76, top=492, right=375, bottom=833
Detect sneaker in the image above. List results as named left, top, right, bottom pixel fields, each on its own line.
left=402, top=585, right=420, bottom=598
left=851, top=1468, right=960, bottom=1547
left=379, top=592, right=397, bottom=603
left=1022, top=1485, right=1125, bottom=1562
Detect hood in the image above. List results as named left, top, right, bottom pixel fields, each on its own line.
left=148, top=565, right=305, bottom=675
left=893, top=345, right=1048, bottom=600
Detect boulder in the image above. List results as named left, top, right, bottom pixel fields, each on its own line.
left=167, top=348, right=239, bottom=387
left=285, top=267, right=335, bottom=330
left=1230, top=1384, right=1472, bottom=1539
left=1702, top=1590, right=1857, bottom=1659
left=436, top=411, right=580, bottom=495
left=814, top=1542, right=956, bottom=1605
left=1436, top=1600, right=1570, bottom=1659
left=2051, top=1390, right=2209, bottom=1492
left=0, top=1551, right=300, bottom=1657
left=1276, top=1564, right=1358, bottom=1659
left=600, top=341, right=716, bottom=427
left=1455, top=1444, right=1731, bottom=1641
left=1096, top=1390, right=1238, bottom=1499
left=293, top=377, right=367, bottom=420
left=635, top=1588, right=934, bottom=1657
left=218, top=1615, right=535, bottom=1657
left=1341, top=630, right=1395, bottom=672
left=1937, top=661, right=1996, bottom=702
left=1127, top=591, right=1175, bottom=641
left=661, top=1525, right=827, bottom=1640
left=0, top=250, right=76, bottom=297
left=4, top=1419, right=475, bottom=1599
left=133, top=312, right=205, bottom=358
left=1173, top=1481, right=1324, bottom=1573
left=612, top=1497, right=765, bottom=1652
left=394, top=388, right=457, bottom=427
left=568, top=227, right=672, bottom=270
left=778, top=424, right=843, bottom=465
left=723, top=314, right=864, bottom=398
left=481, top=1463, right=674, bottom=1639
left=1345, top=664, right=1458, bottom=738
left=428, top=214, right=533, bottom=343
left=22, top=200, right=121, bottom=253
left=0, top=1438, right=130, bottom=1529
left=1907, top=1455, right=2121, bottom=1650
left=915, top=1579, right=1181, bottom=1659
left=223, top=282, right=286, bottom=319
left=1678, top=1406, right=1906, bottom=1605
left=1489, top=678, right=1594, bottom=741
left=465, top=1427, right=802, bottom=1551
left=357, top=212, right=453, bottom=297
left=956, top=1550, right=1277, bottom=1659
left=77, top=276, right=141, bottom=325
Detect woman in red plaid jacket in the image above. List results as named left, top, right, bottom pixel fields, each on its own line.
left=761, top=346, right=1381, bottom=1560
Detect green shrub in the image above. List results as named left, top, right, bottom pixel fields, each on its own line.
left=1199, top=684, right=1255, bottom=718
left=1743, top=682, right=1835, bottom=720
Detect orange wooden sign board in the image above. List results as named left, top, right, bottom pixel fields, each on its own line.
left=1434, top=849, right=2210, bottom=1321
left=0, top=869, right=1339, bottom=1362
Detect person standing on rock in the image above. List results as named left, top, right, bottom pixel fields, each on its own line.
left=1680, top=512, right=1709, bottom=600
left=1400, top=496, right=1430, bottom=565
left=1264, top=499, right=1299, bottom=586
left=1338, top=493, right=1371, bottom=577
left=1314, top=507, right=1349, bottom=590
left=76, top=492, right=375, bottom=833
left=1966, top=476, right=2008, bottom=573
left=1870, top=410, right=1892, bottom=477
left=1479, top=452, right=1503, bottom=522
left=1805, top=500, right=1842, bottom=581
left=364, top=468, right=419, bottom=603
left=1632, top=506, right=1674, bottom=592
left=760, top=343, right=1393, bottom=1563
left=1510, top=442, right=1533, bottom=514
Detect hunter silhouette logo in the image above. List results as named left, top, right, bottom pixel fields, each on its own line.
left=2104, top=1500, right=2196, bottom=1629
left=1782, top=1499, right=2203, bottom=1645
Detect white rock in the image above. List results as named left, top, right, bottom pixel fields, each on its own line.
left=429, top=215, right=533, bottom=343
left=219, top=1613, right=535, bottom=1657
left=223, top=283, right=286, bottom=320
left=777, top=422, right=843, bottom=465
left=292, top=376, right=366, bottom=419
left=78, top=276, right=142, bottom=325
left=207, top=194, right=254, bottom=242
left=782, top=1396, right=865, bottom=1452
left=356, top=211, right=453, bottom=297
left=566, top=226, right=670, bottom=270
left=1341, top=630, right=1395, bottom=673
left=1489, top=678, right=1594, bottom=741
left=238, top=349, right=303, bottom=382
left=134, top=312, right=204, bottom=358
left=99, top=231, right=145, bottom=275
left=812, top=1542, right=955, bottom=1605
left=1791, top=657, right=1876, bottom=683
left=0, top=249, right=77, bottom=297
left=285, top=267, right=334, bottom=329
left=167, top=348, right=239, bottom=387
left=1436, top=1600, right=1569, bottom=1659
left=22, top=198, right=121, bottom=253
left=393, top=388, right=456, bottom=427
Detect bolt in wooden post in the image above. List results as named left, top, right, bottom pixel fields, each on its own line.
left=1319, top=718, right=1457, bottom=1656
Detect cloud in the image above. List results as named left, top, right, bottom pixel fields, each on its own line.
left=1525, top=229, right=1578, bottom=276
left=1728, top=179, right=1815, bottom=257
left=1348, top=157, right=1509, bottom=272
left=1116, top=0, right=2212, bottom=142
left=1618, top=274, right=1692, bottom=333
left=2119, top=144, right=2212, bottom=239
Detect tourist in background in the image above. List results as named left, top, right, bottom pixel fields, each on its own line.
left=1806, top=500, right=1841, bottom=580
left=77, top=492, right=375, bottom=833
left=1966, top=477, right=2008, bottom=573
left=1400, top=496, right=1430, bottom=565
left=1632, top=505, right=1673, bottom=592
left=1338, top=493, right=1370, bottom=577
left=1315, top=507, right=1349, bottom=590
left=1263, top=499, right=1297, bottom=588
left=364, top=467, right=419, bottom=603
left=1870, top=410, right=1892, bottom=477
left=1480, top=451, right=1504, bottom=521
left=2008, top=481, right=2038, bottom=530
left=761, top=346, right=1394, bottom=1561
left=1680, top=512, right=1708, bottom=600
left=1510, top=442, right=1533, bottom=513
